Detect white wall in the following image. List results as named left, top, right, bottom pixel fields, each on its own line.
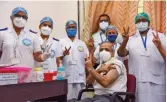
left=0, top=1, right=78, bottom=39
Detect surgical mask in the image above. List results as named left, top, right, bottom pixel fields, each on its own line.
left=13, top=17, right=27, bottom=28
left=99, top=50, right=112, bottom=63
left=99, top=21, right=109, bottom=30
left=107, top=34, right=118, bottom=42
left=66, top=28, right=77, bottom=37
left=136, top=22, right=148, bottom=32
left=41, top=26, right=52, bottom=36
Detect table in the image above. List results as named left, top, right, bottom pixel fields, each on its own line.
left=0, top=80, right=68, bottom=102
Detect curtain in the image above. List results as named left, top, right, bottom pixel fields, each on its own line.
left=144, top=1, right=166, bottom=35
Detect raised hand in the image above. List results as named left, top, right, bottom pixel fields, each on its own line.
left=152, top=31, right=162, bottom=48
left=85, top=54, right=93, bottom=69
left=46, top=43, right=52, bottom=53
left=63, top=46, right=71, bottom=56
left=122, top=27, right=130, bottom=41
left=87, top=38, right=94, bottom=53
left=152, top=31, right=166, bottom=61
left=41, top=43, right=51, bottom=61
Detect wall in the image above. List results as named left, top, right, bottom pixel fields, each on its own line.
left=0, top=1, right=78, bottom=39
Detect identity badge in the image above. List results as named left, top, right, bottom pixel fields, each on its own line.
left=22, top=38, right=32, bottom=46
left=77, top=46, right=84, bottom=52
left=140, top=50, right=150, bottom=57
left=50, top=49, right=56, bottom=58
left=69, top=60, right=77, bottom=65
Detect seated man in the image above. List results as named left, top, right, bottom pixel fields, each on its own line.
left=79, top=42, right=127, bottom=102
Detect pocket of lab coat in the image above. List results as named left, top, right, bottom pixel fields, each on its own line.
left=79, top=71, right=85, bottom=76
left=150, top=62, right=164, bottom=76
left=78, top=67, right=86, bottom=76
left=65, top=69, right=70, bottom=77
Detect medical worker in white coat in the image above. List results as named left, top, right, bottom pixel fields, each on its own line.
left=0, top=7, right=50, bottom=68
left=59, top=20, right=89, bottom=101
left=117, top=12, right=166, bottom=102
left=35, top=17, right=63, bottom=74
left=92, top=14, right=123, bottom=49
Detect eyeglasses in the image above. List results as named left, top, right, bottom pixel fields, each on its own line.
left=14, top=14, right=28, bottom=20
left=99, top=20, right=109, bottom=23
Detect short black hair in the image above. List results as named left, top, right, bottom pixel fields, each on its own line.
left=98, top=14, right=110, bottom=22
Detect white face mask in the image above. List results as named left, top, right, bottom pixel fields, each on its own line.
left=99, top=50, right=112, bottom=63
left=136, top=22, right=148, bottom=32
left=99, top=21, right=109, bottom=30
left=41, top=26, right=52, bottom=36
left=13, top=17, right=27, bottom=28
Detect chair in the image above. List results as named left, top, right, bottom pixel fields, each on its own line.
left=77, top=74, right=136, bottom=102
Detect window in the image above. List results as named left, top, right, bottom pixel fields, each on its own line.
left=138, top=0, right=144, bottom=13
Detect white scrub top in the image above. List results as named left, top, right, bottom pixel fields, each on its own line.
left=0, top=27, right=41, bottom=68
left=59, top=38, right=89, bottom=84
left=126, top=28, right=166, bottom=84
left=35, top=36, right=63, bottom=72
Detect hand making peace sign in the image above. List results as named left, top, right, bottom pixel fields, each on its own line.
left=152, top=31, right=162, bottom=48
left=122, top=27, right=130, bottom=42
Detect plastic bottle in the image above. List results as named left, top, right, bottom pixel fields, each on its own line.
left=57, top=61, right=65, bottom=80
left=33, top=68, right=44, bottom=82
left=52, top=68, right=57, bottom=80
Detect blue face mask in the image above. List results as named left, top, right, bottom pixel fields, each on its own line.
left=107, top=34, right=118, bottom=42
left=66, top=28, right=77, bottom=37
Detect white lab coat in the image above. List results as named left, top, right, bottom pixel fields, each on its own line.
left=35, top=36, right=63, bottom=72
left=126, top=28, right=166, bottom=102
left=59, top=37, right=89, bottom=100
left=92, top=31, right=106, bottom=49
left=0, top=27, right=41, bottom=68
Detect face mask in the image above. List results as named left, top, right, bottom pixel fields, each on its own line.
left=13, top=17, right=27, bottom=28
left=99, top=50, right=112, bottom=63
left=66, top=28, right=77, bottom=37
left=99, top=21, right=109, bottom=30
left=136, top=22, right=148, bottom=32
left=41, top=26, right=52, bottom=36
left=107, top=34, right=118, bottom=42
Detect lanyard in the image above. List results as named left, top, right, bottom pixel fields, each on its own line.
left=140, top=34, right=147, bottom=50
left=100, top=32, right=104, bottom=43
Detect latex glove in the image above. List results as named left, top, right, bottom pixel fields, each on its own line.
left=41, top=43, right=52, bottom=61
